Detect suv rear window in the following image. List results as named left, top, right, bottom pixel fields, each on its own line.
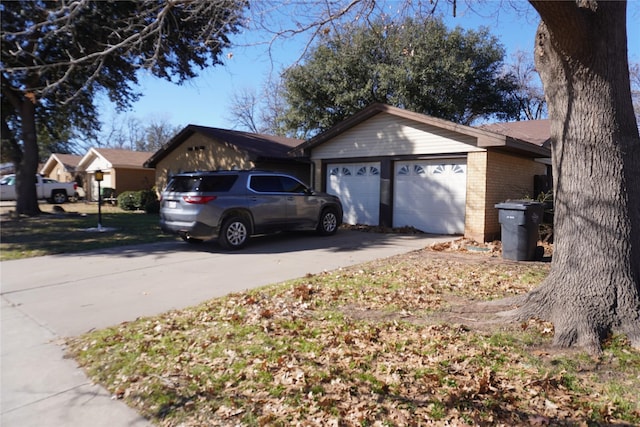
left=166, top=175, right=237, bottom=192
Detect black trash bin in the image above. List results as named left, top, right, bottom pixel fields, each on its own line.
left=495, top=200, right=544, bottom=261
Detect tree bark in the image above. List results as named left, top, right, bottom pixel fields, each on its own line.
left=15, top=97, right=42, bottom=216
left=509, top=1, right=640, bottom=355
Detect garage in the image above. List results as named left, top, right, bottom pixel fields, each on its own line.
left=393, top=159, right=467, bottom=234
left=327, top=162, right=380, bottom=225
left=301, top=104, right=551, bottom=241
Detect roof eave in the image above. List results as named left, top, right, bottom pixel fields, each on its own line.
left=144, top=126, right=197, bottom=168
left=479, top=137, right=551, bottom=157
left=296, top=103, right=516, bottom=154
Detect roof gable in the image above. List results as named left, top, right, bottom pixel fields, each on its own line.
left=294, top=104, right=550, bottom=158
left=40, top=153, right=83, bottom=175
left=145, top=125, right=303, bottom=168
left=78, top=148, right=154, bottom=171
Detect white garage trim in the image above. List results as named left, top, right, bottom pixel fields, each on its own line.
left=393, top=159, right=466, bottom=234
left=327, top=162, right=380, bottom=225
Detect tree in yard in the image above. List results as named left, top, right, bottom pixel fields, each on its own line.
left=492, top=0, right=640, bottom=355
left=505, top=50, right=547, bottom=120
left=1, top=0, right=246, bottom=215
left=227, top=77, right=291, bottom=136
left=246, top=0, right=640, bottom=354
left=135, top=119, right=181, bottom=153
left=277, top=16, right=521, bottom=137
left=226, top=87, right=264, bottom=134
left=98, top=115, right=181, bottom=152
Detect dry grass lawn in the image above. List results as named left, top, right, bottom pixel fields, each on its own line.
left=66, top=244, right=640, bottom=426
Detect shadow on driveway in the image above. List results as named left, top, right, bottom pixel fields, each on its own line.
left=53, top=229, right=454, bottom=259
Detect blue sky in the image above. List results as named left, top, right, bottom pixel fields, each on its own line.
left=101, top=2, right=640, bottom=134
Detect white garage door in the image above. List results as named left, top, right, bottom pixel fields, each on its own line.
left=327, top=163, right=380, bottom=225
left=393, top=160, right=466, bottom=234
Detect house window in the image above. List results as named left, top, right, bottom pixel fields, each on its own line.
left=329, top=166, right=355, bottom=176
left=433, top=164, right=446, bottom=174
left=433, top=164, right=464, bottom=175
left=451, top=164, right=464, bottom=174
left=356, top=166, right=380, bottom=176
left=413, top=165, right=426, bottom=175
left=397, top=165, right=410, bottom=176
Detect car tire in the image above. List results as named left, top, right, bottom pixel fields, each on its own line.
left=51, top=191, right=68, bottom=204
left=219, top=216, right=250, bottom=249
left=317, top=208, right=339, bottom=236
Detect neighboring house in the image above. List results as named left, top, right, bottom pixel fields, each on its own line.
left=40, top=153, right=83, bottom=182
left=293, top=104, right=551, bottom=242
left=77, top=148, right=155, bottom=201
left=144, top=125, right=306, bottom=192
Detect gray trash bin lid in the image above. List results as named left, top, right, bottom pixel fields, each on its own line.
left=495, top=200, right=543, bottom=210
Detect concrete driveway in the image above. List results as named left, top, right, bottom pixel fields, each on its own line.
left=1, top=230, right=453, bottom=426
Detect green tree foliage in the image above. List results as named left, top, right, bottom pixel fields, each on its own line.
left=1, top=0, right=246, bottom=215
left=279, top=16, right=519, bottom=137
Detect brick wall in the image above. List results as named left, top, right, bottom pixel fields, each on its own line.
left=464, top=152, right=488, bottom=242
left=465, top=151, right=547, bottom=242
left=154, top=134, right=254, bottom=192
left=113, top=168, right=156, bottom=194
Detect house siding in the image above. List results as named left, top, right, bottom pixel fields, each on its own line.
left=112, top=168, right=155, bottom=194
left=47, top=163, right=74, bottom=183
left=465, top=151, right=547, bottom=242
left=310, top=113, right=483, bottom=160
left=153, top=134, right=254, bottom=192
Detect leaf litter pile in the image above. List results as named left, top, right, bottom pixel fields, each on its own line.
left=67, top=245, right=640, bottom=426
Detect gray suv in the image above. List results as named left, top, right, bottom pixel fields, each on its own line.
left=160, top=170, right=343, bottom=249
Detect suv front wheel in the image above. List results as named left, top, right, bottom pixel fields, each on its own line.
left=317, top=208, right=339, bottom=236
left=219, top=216, right=250, bottom=249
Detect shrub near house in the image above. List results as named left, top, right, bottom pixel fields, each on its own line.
left=117, top=190, right=159, bottom=213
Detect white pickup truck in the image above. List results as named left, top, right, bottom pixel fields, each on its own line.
left=0, top=174, right=78, bottom=204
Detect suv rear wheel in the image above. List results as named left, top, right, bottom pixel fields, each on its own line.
left=219, top=216, right=250, bottom=249
left=317, top=208, right=339, bottom=236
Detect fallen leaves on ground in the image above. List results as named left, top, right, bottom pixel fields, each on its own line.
left=66, top=246, right=640, bottom=426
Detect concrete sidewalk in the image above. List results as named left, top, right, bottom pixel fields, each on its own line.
left=1, top=231, right=452, bottom=426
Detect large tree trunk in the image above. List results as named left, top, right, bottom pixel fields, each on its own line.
left=15, top=98, right=42, bottom=216
left=509, top=1, right=640, bottom=355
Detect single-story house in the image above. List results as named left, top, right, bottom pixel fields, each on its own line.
left=293, top=104, right=551, bottom=242
left=40, top=153, right=83, bottom=183
left=144, top=125, right=306, bottom=192
left=77, top=148, right=155, bottom=201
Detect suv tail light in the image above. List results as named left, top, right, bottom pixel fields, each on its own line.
left=183, top=195, right=217, bottom=204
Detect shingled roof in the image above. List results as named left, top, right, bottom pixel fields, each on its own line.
left=93, top=148, right=154, bottom=167
left=40, top=153, right=83, bottom=175
left=77, top=148, right=154, bottom=171
left=144, top=125, right=303, bottom=168
left=479, top=120, right=551, bottom=147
